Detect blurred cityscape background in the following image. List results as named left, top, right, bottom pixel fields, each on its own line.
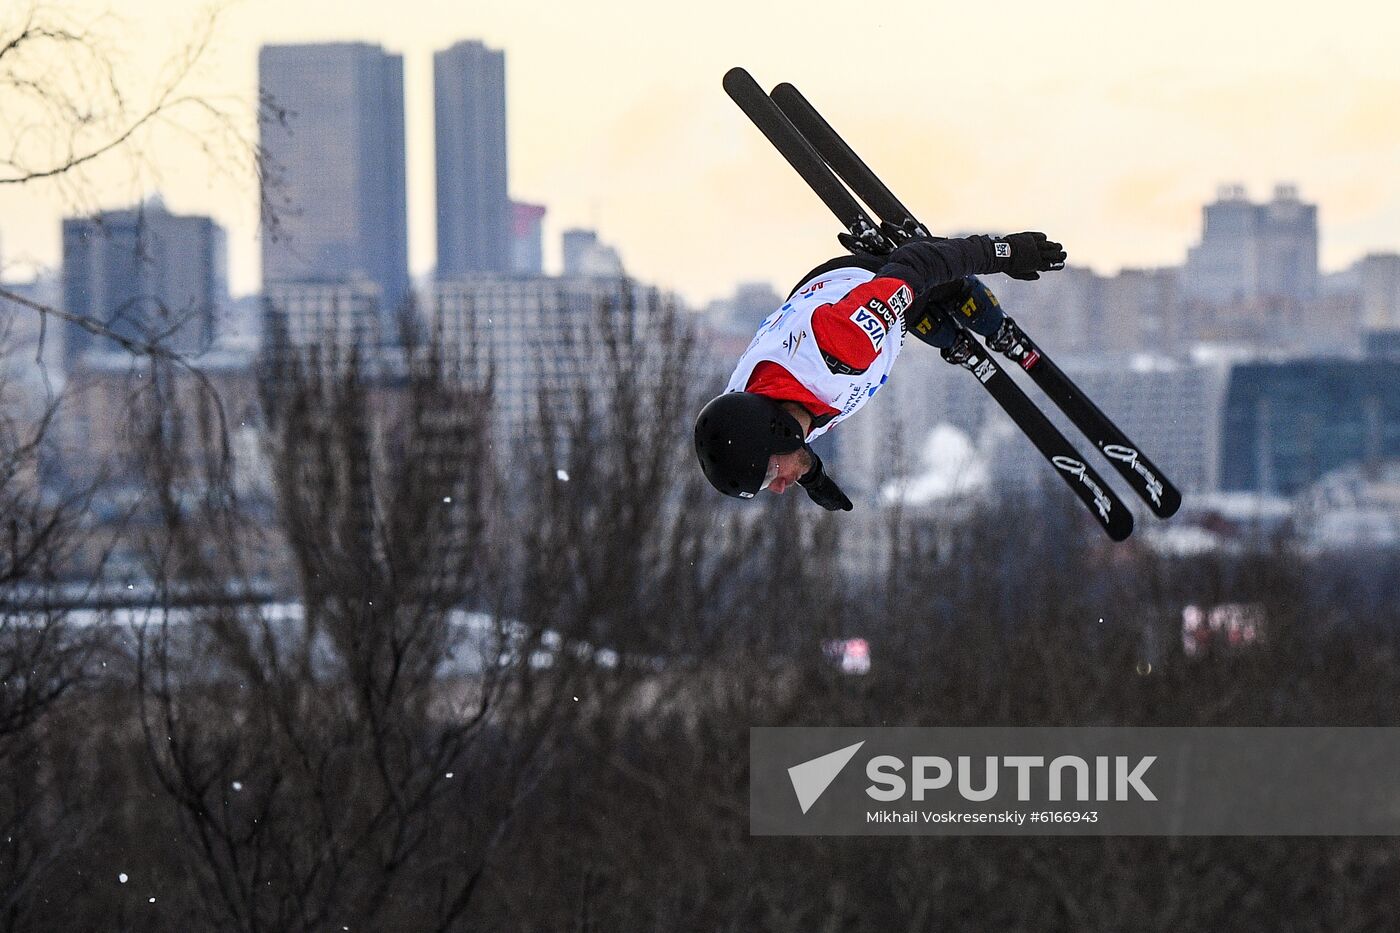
left=4, top=38, right=1399, bottom=586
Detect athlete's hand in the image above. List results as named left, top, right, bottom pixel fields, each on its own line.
left=798, top=449, right=853, bottom=512
left=837, top=231, right=893, bottom=258
left=991, top=232, right=1067, bottom=281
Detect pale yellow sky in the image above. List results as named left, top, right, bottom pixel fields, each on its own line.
left=3, top=0, right=1400, bottom=306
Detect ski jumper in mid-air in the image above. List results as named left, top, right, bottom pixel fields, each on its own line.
left=693, top=233, right=1067, bottom=509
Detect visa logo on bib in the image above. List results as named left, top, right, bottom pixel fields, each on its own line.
left=849, top=307, right=885, bottom=352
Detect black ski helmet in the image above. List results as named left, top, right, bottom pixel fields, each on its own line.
left=694, top=392, right=806, bottom=499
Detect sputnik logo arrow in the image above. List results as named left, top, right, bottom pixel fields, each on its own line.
left=787, top=741, right=865, bottom=814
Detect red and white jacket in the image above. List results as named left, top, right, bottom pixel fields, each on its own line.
left=726, top=235, right=1009, bottom=437
left=725, top=264, right=912, bottom=440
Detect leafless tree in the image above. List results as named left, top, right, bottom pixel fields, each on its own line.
left=0, top=312, right=130, bottom=930
left=0, top=3, right=268, bottom=201
left=129, top=309, right=565, bottom=931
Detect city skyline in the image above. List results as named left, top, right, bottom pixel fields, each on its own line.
left=1, top=0, right=1400, bottom=307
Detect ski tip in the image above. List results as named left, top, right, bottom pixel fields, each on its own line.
left=1099, top=502, right=1134, bottom=542
left=722, top=67, right=756, bottom=91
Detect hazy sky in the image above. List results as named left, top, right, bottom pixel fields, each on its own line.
left=3, top=0, right=1400, bottom=306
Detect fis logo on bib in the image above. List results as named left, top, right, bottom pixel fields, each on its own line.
left=782, top=329, right=807, bottom=358
left=850, top=307, right=886, bottom=352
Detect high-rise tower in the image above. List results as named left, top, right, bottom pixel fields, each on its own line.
left=434, top=40, right=509, bottom=278
left=62, top=200, right=226, bottom=365
left=259, top=43, right=409, bottom=314
left=1184, top=184, right=1318, bottom=304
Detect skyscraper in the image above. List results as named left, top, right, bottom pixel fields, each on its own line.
left=434, top=40, right=509, bottom=278
left=1184, top=184, right=1258, bottom=304
left=259, top=43, right=409, bottom=314
left=1256, top=184, right=1319, bottom=302
left=62, top=200, right=227, bottom=366
left=1183, top=184, right=1318, bottom=304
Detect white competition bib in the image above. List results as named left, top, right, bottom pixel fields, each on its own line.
left=725, top=266, right=904, bottom=440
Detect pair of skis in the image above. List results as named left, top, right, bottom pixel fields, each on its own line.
left=723, top=67, right=1181, bottom=542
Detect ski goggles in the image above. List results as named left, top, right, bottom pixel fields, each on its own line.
left=758, top=455, right=782, bottom=492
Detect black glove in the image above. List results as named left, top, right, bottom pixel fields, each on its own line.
left=837, top=230, right=892, bottom=258
left=798, top=447, right=853, bottom=512
left=990, top=232, right=1067, bottom=281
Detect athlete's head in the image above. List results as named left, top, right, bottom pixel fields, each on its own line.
left=693, top=392, right=813, bottom=498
